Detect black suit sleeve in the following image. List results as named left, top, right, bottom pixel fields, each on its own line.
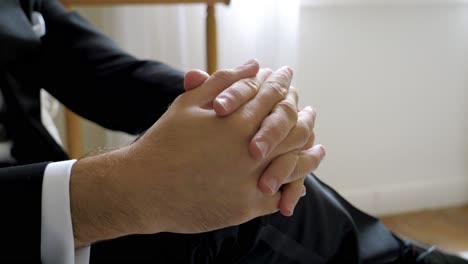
left=38, top=0, right=185, bottom=134
left=0, top=162, right=49, bottom=262
left=0, top=2, right=184, bottom=261
left=0, top=0, right=184, bottom=262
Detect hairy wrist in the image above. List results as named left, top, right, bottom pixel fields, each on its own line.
left=70, top=149, right=141, bottom=248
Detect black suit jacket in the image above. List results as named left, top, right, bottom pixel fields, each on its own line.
left=0, top=0, right=184, bottom=261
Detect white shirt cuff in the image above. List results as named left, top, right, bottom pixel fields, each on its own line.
left=41, top=160, right=91, bottom=264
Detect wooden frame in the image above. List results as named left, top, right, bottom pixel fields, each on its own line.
left=63, top=0, right=229, bottom=4
left=62, top=0, right=229, bottom=158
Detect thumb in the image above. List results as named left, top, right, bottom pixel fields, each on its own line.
left=184, top=70, right=210, bottom=91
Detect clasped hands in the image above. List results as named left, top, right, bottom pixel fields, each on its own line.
left=70, top=59, right=325, bottom=247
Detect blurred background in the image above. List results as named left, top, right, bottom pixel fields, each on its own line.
left=48, top=0, right=468, bottom=219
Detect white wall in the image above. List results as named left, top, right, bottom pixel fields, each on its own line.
left=75, top=1, right=468, bottom=215
left=297, top=2, right=468, bottom=215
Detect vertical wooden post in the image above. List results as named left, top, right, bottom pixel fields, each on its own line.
left=206, top=4, right=218, bottom=74
left=61, top=0, right=226, bottom=159
left=65, top=109, right=82, bottom=158
left=64, top=3, right=83, bottom=159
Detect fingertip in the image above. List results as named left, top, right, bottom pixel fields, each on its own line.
left=309, top=106, right=317, bottom=120
left=213, top=97, right=230, bottom=116
left=249, top=139, right=267, bottom=160
left=184, top=69, right=209, bottom=91
left=316, top=144, right=326, bottom=160
left=243, top=58, right=258, bottom=66
left=250, top=138, right=270, bottom=160
left=249, top=61, right=260, bottom=76
left=263, top=175, right=279, bottom=194
left=247, top=58, right=260, bottom=69
left=279, top=66, right=294, bottom=78
left=263, top=68, right=274, bottom=75
left=305, top=144, right=326, bottom=162
left=239, top=59, right=260, bottom=76
left=280, top=206, right=294, bottom=217
left=258, top=180, right=276, bottom=195
left=302, top=105, right=316, bottom=116
left=183, top=71, right=194, bottom=91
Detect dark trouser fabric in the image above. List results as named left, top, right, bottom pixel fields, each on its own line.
left=90, top=174, right=402, bottom=264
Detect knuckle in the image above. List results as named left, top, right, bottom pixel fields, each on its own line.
left=171, top=94, right=187, bottom=107
left=262, top=124, right=285, bottom=143
left=223, top=78, right=258, bottom=103
left=265, top=79, right=289, bottom=99
left=278, top=100, right=298, bottom=120
left=241, top=78, right=259, bottom=95
left=284, top=149, right=301, bottom=161
left=212, top=69, right=234, bottom=82
left=291, top=149, right=302, bottom=159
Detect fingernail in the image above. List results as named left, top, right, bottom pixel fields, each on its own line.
left=317, top=145, right=326, bottom=160
left=255, top=141, right=269, bottom=159
left=215, top=97, right=228, bottom=112
left=243, top=59, right=257, bottom=66
left=264, top=178, right=278, bottom=194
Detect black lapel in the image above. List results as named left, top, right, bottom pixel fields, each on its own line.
left=0, top=0, right=41, bottom=67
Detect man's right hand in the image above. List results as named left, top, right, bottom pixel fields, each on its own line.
left=70, top=61, right=301, bottom=248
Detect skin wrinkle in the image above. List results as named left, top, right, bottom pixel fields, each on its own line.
left=70, top=62, right=324, bottom=248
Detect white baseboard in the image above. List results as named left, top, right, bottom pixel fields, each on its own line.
left=340, top=177, right=468, bottom=216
